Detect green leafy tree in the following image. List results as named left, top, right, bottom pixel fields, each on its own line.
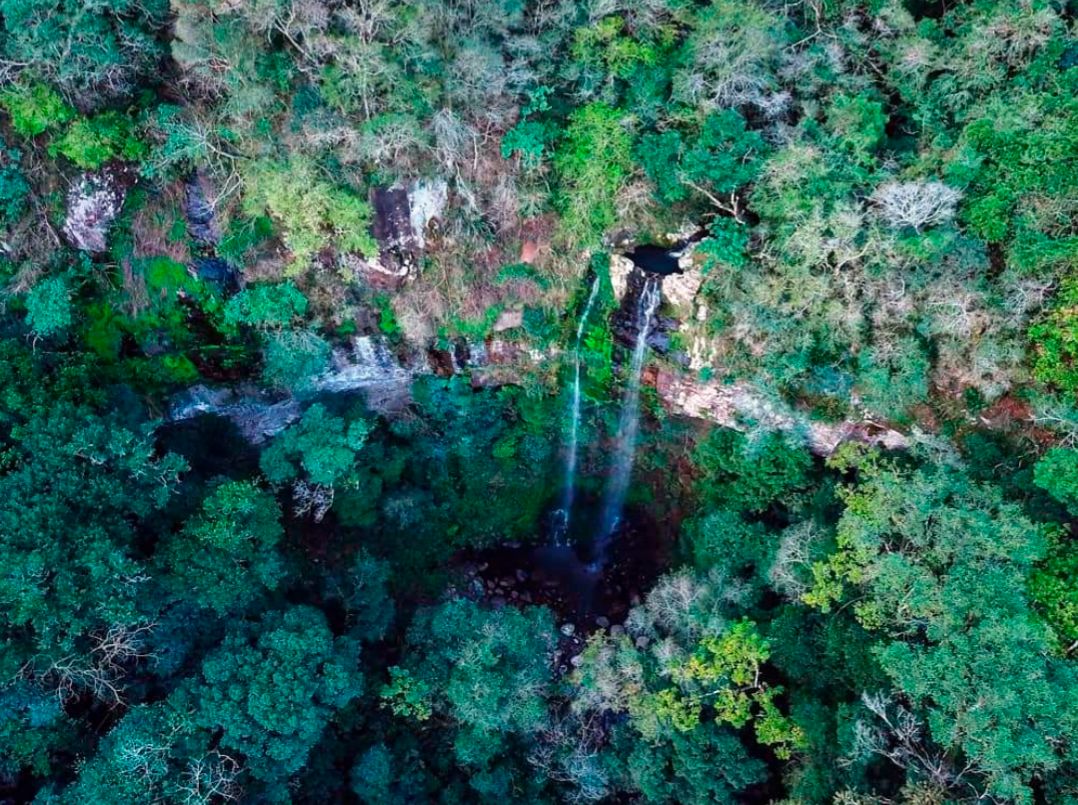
left=805, top=465, right=1078, bottom=801
left=157, top=480, right=287, bottom=616
left=387, top=599, right=556, bottom=767
left=0, top=0, right=167, bottom=106
left=193, top=606, right=362, bottom=792
left=1029, top=277, right=1078, bottom=399
left=0, top=82, right=73, bottom=137
left=50, top=112, right=146, bottom=169
left=693, top=428, right=813, bottom=514
left=555, top=103, right=633, bottom=245
left=24, top=276, right=72, bottom=337
left=242, top=158, right=377, bottom=274
left=222, top=280, right=309, bottom=330
left=260, top=403, right=371, bottom=488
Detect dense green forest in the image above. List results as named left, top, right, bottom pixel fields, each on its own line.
left=0, top=0, right=1076, bottom=802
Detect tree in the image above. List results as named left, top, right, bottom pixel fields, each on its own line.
left=192, top=606, right=362, bottom=793
left=0, top=397, right=186, bottom=697
left=24, top=276, right=72, bottom=337
left=385, top=599, right=556, bottom=768
left=156, top=480, right=287, bottom=616
left=804, top=464, right=1078, bottom=801
left=870, top=180, right=962, bottom=232
left=242, top=158, right=377, bottom=274
left=555, top=103, right=633, bottom=245
left=0, top=0, right=167, bottom=107
left=260, top=403, right=371, bottom=489
left=222, top=281, right=309, bottom=330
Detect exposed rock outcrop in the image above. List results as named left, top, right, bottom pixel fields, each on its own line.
left=653, top=369, right=908, bottom=457
left=169, top=385, right=302, bottom=444
left=492, top=309, right=523, bottom=332
left=64, top=167, right=131, bottom=252
left=610, top=254, right=634, bottom=302
left=360, top=180, right=450, bottom=289
left=183, top=173, right=220, bottom=245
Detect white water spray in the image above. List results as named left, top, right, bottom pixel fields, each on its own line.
left=554, top=274, right=601, bottom=544
left=591, top=277, right=662, bottom=566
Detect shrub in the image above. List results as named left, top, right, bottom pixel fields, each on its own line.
left=0, top=82, right=73, bottom=137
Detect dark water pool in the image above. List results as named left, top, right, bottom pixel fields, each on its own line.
left=627, top=244, right=682, bottom=275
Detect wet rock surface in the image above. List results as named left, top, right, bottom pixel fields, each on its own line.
left=169, top=385, right=302, bottom=444
left=456, top=505, right=669, bottom=640
left=183, top=173, right=220, bottom=245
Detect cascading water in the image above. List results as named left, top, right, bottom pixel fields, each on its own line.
left=553, top=274, right=601, bottom=544
left=590, top=277, right=662, bottom=568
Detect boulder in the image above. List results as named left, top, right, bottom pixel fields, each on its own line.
left=662, top=264, right=703, bottom=313
left=367, top=180, right=449, bottom=285
left=493, top=309, right=524, bottom=332
left=64, top=168, right=130, bottom=252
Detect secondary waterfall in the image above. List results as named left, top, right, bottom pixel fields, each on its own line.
left=553, top=274, right=601, bottom=543
left=591, top=277, right=662, bottom=567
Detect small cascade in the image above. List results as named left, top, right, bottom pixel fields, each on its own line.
left=591, top=277, right=662, bottom=568
left=553, top=274, right=602, bottom=544
left=313, top=336, right=413, bottom=393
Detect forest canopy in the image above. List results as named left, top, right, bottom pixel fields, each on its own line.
left=0, top=0, right=1076, bottom=803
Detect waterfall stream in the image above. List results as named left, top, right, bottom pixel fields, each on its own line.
left=553, top=274, right=601, bottom=544
left=591, top=277, right=662, bottom=568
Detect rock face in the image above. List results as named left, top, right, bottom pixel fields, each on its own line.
left=64, top=168, right=131, bottom=252
left=610, top=254, right=634, bottom=302
left=169, top=385, right=302, bottom=444
left=313, top=335, right=415, bottom=394
left=183, top=173, right=220, bottom=245
left=653, top=369, right=908, bottom=457
left=661, top=259, right=703, bottom=314
left=492, top=309, right=523, bottom=332
left=361, top=180, right=450, bottom=289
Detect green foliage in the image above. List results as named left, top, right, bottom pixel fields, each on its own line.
left=158, top=480, right=287, bottom=616
left=1030, top=278, right=1078, bottom=399
left=636, top=129, right=686, bottom=204
left=50, top=112, right=146, bottom=169
left=693, top=429, right=813, bottom=514
left=956, top=95, right=1077, bottom=263
left=193, top=606, right=362, bottom=788
left=855, top=336, right=930, bottom=420
left=0, top=82, right=73, bottom=137
left=24, top=276, right=72, bottom=337
left=260, top=403, right=371, bottom=487
left=394, top=599, right=556, bottom=749
left=555, top=103, right=633, bottom=245
left=1029, top=530, right=1078, bottom=650
left=1033, top=447, right=1078, bottom=515
left=682, top=110, right=768, bottom=197
left=805, top=464, right=1077, bottom=800
left=0, top=392, right=186, bottom=668
left=682, top=509, right=769, bottom=580
left=380, top=666, right=433, bottom=721
left=825, top=93, right=886, bottom=161
left=243, top=158, right=377, bottom=274
left=0, top=139, right=29, bottom=224
left=222, top=281, right=308, bottom=329
left=697, top=218, right=749, bottom=272
left=501, top=87, right=559, bottom=169
left=262, top=329, right=331, bottom=391
left=0, top=0, right=167, bottom=106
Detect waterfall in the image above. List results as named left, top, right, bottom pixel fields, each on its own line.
left=553, top=274, right=602, bottom=544
left=591, top=277, right=662, bottom=567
